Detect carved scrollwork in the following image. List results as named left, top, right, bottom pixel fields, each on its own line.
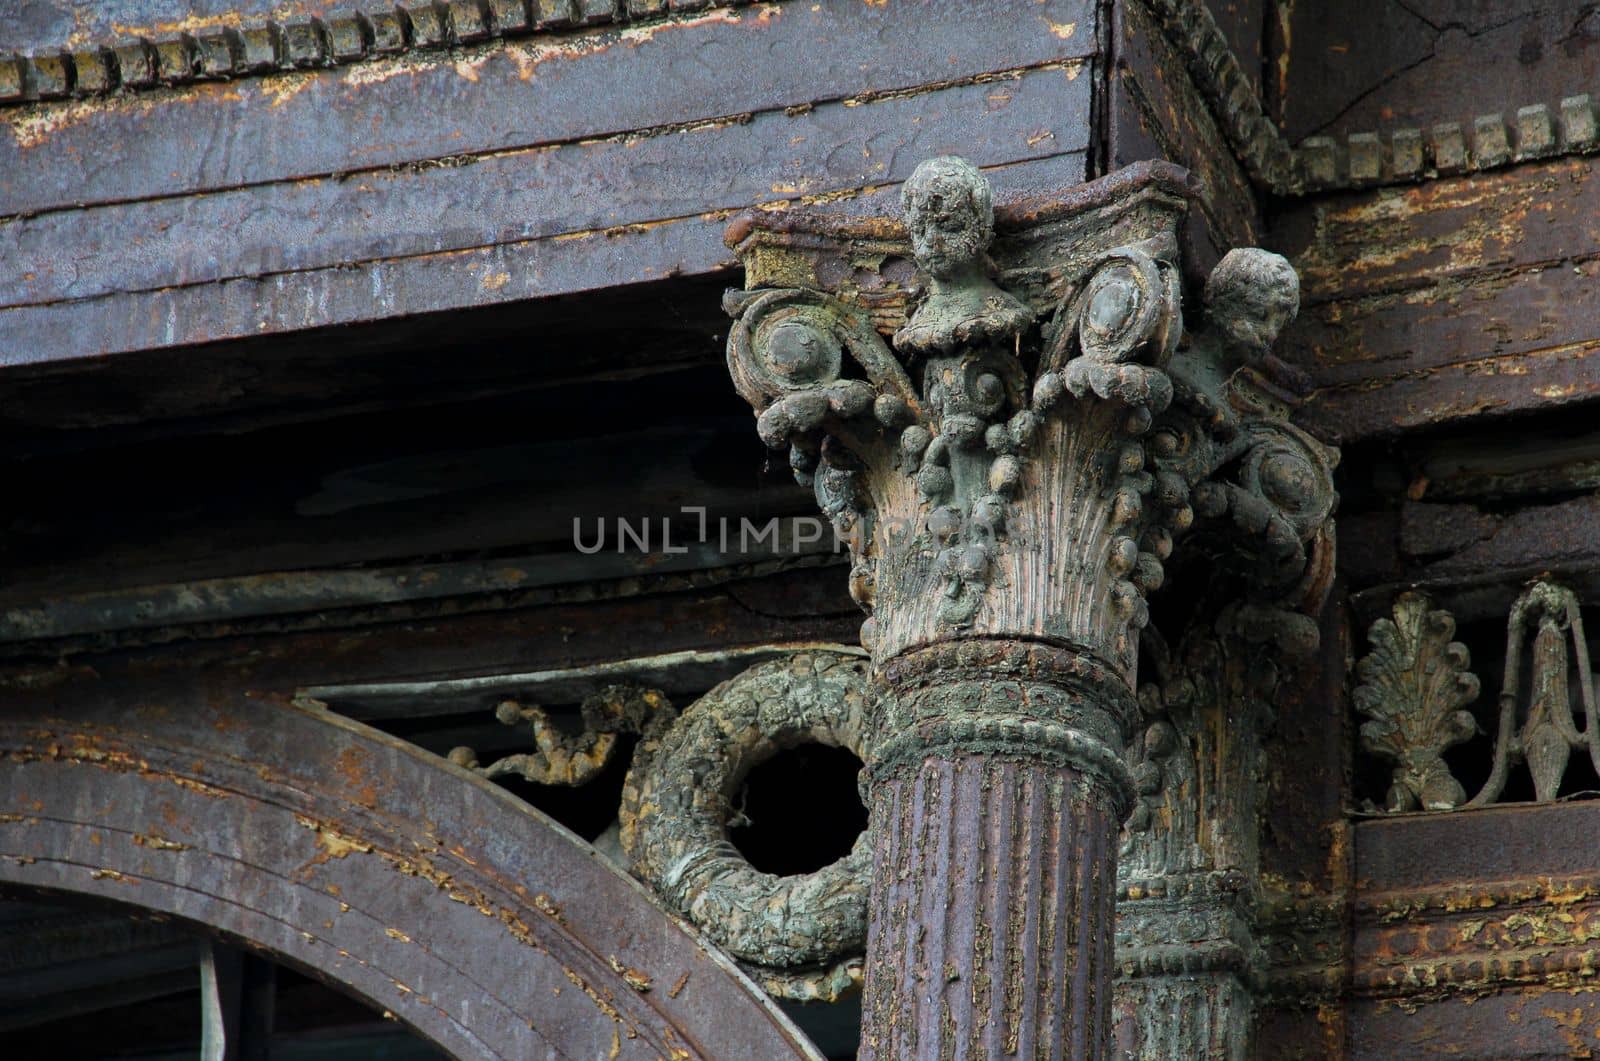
left=1354, top=592, right=1481, bottom=812
left=618, top=651, right=871, bottom=999
left=725, top=288, right=916, bottom=416
left=1040, top=245, right=1181, bottom=411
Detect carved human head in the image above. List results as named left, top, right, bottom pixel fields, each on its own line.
left=1204, top=247, right=1300, bottom=357
left=901, top=156, right=994, bottom=281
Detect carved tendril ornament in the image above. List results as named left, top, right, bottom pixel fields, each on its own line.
left=1473, top=581, right=1600, bottom=806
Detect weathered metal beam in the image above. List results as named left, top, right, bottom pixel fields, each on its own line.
left=302, top=641, right=864, bottom=720
left=3, top=68, right=1090, bottom=314
left=1346, top=801, right=1600, bottom=1057
left=1279, top=155, right=1600, bottom=441
left=0, top=0, right=1094, bottom=369
left=0, top=0, right=1093, bottom=217
left=0, top=683, right=823, bottom=1059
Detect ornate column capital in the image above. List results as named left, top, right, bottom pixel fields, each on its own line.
left=721, top=157, right=1336, bottom=1057
left=726, top=158, right=1333, bottom=726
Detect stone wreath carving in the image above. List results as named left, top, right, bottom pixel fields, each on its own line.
left=618, top=651, right=872, bottom=1002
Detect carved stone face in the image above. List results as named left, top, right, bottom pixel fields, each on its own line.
left=901, top=156, right=994, bottom=281
left=1204, top=247, right=1300, bottom=358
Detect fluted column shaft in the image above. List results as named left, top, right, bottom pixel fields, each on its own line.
left=864, top=754, right=1120, bottom=1058
left=858, top=640, right=1135, bottom=1059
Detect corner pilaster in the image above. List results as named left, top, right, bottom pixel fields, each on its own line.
left=719, top=157, right=1335, bottom=1057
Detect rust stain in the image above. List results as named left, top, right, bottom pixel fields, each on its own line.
left=334, top=746, right=379, bottom=807
left=263, top=71, right=318, bottom=109
left=132, top=833, right=189, bottom=851
left=109, top=12, right=255, bottom=37
left=294, top=814, right=374, bottom=873
left=533, top=892, right=566, bottom=924
left=608, top=956, right=653, bottom=993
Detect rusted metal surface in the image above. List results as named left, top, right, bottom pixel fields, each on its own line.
left=1347, top=801, right=1600, bottom=1057
left=1279, top=155, right=1600, bottom=442
left=1, top=3, right=768, bottom=105
left=1344, top=491, right=1600, bottom=629
left=0, top=0, right=1094, bottom=368
left=0, top=681, right=822, bottom=1059
left=3, top=67, right=1090, bottom=314
left=1277, top=1, right=1600, bottom=145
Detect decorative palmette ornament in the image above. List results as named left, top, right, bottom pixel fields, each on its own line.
left=1353, top=592, right=1481, bottom=812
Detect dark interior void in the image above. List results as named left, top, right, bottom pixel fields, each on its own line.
left=0, top=896, right=443, bottom=1060
left=0, top=275, right=818, bottom=623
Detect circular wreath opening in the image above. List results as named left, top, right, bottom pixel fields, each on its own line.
left=619, top=652, right=872, bottom=1001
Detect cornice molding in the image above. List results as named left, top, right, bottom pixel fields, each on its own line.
left=1139, top=0, right=1600, bottom=196
left=1136, top=0, right=1295, bottom=192
left=1299, top=96, right=1600, bottom=193
left=0, top=0, right=768, bottom=106
left=8, top=0, right=1590, bottom=199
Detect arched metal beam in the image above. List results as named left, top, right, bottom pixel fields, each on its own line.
left=0, top=680, right=820, bottom=1060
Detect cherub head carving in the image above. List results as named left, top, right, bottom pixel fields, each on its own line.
left=902, top=156, right=994, bottom=282
left=1203, top=248, right=1300, bottom=365
left=894, top=157, right=1032, bottom=356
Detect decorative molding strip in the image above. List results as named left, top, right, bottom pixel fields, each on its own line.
left=0, top=0, right=765, bottom=105
left=1299, top=96, right=1600, bottom=192
left=1353, top=872, right=1600, bottom=1000
left=5, top=0, right=1588, bottom=200
left=1138, top=0, right=1600, bottom=195
left=1137, top=0, right=1296, bottom=192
